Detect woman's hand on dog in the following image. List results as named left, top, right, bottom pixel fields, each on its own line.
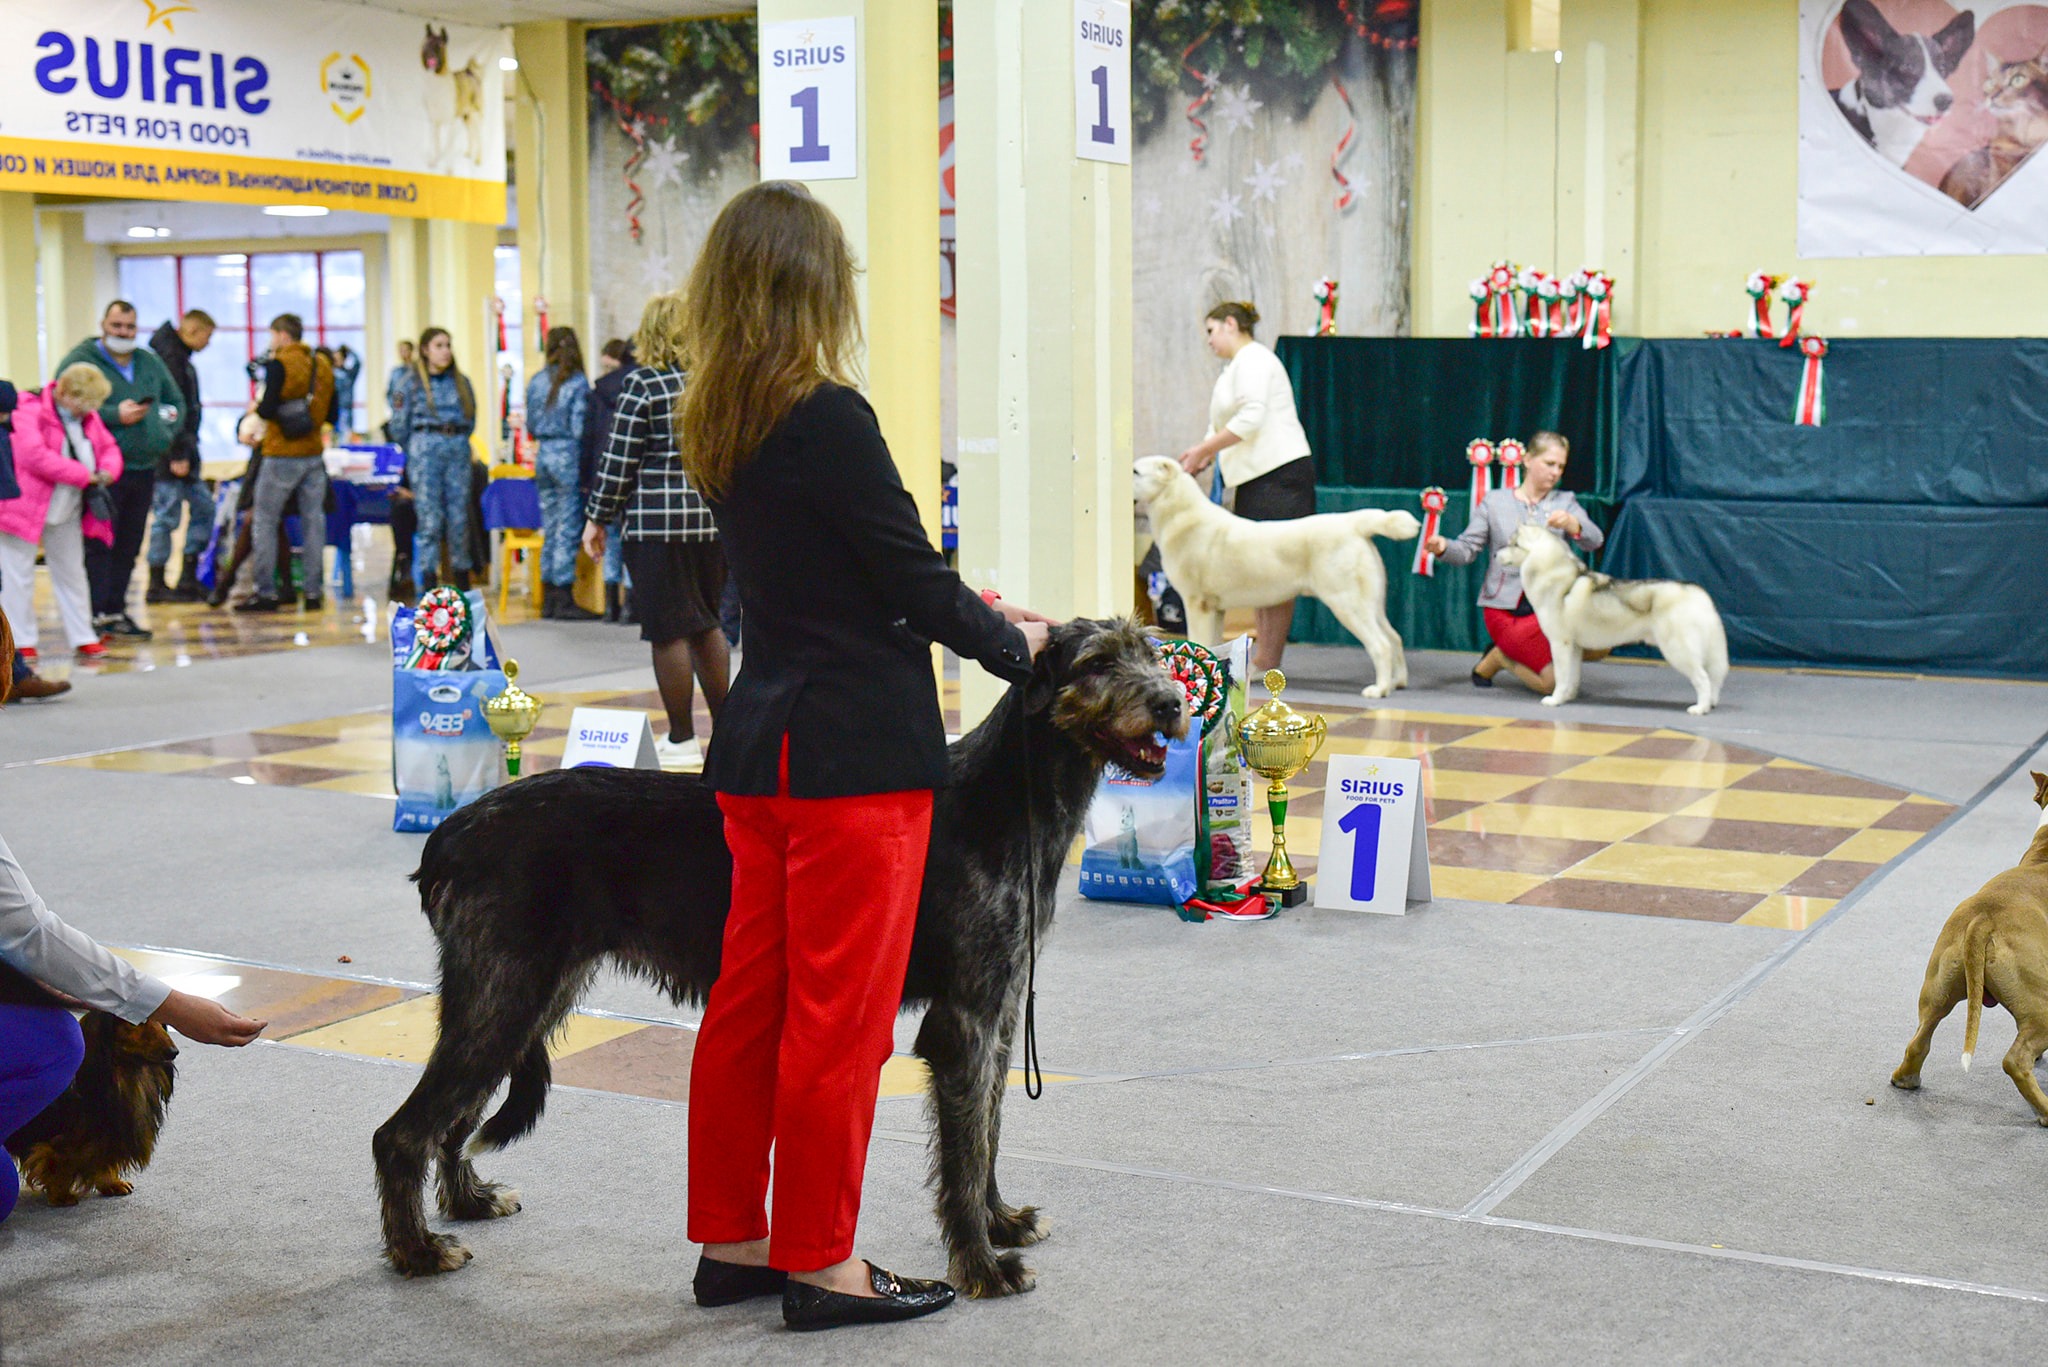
left=150, top=990, right=267, bottom=1047
left=989, top=601, right=1057, bottom=659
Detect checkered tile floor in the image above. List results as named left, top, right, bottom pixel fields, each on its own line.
left=44, top=697, right=1947, bottom=927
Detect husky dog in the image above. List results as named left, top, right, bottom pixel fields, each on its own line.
left=1132, top=456, right=1418, bottom=700
left=1831, top=0, right=1976, bottom=167
left=420, top=25, right=485, bottom=172
left=1497, top=525, right=1728, bottom=716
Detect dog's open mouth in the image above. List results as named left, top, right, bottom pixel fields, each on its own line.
left=1103, top=730, right=1170, bottom=777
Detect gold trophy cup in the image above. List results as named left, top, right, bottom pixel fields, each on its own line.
left=1233, top=669, right=1328, bottom=908
left=485, top=660, right=543, bottom=779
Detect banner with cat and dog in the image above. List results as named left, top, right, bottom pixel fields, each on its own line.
left=1801, top=0, right=2048, bottom=255
left=0, top=0, right=507, bottom=222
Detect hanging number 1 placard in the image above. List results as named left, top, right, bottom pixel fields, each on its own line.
left=760, top=17, right=858, bottom=182
left=1074, top=1, right=1131, bottom=166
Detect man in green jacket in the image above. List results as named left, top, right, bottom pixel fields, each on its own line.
left=59, top=300, right=182, bottom=640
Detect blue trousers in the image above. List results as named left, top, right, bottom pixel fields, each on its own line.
left=533, top=439, right=582, bottom=587
left=147, top=475, right=217, bottom=569
left=605, top=515, right=628, bottom=586
left=0, top=1005, right=84, bottom=1223
left=409, top=439, right=474, bottom=574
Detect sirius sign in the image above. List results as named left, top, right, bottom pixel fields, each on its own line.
left=0, top=0, right=507, bottom=222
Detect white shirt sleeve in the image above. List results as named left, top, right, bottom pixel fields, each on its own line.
left=0, top=833, right=170, bottom=1023
left=1221, top=348, right=1272, bottom=442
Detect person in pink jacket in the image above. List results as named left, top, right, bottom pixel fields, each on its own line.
left=0, top=364, right=124, bottom=661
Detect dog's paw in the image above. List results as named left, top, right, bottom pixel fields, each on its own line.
left=94, top=1178, right=135, bottom=1198
left=1890, top=1072, right=1920, bottom=1090
left=988, top=1204, right=1050, bottom=1249
left=387, top=1233, right=474, bottom=1278
left=43, top=1189, right=81, bottom=1208
left=952, top=1249, right=1037, bottom=1299
left=1686, top=703, right=1712, bottom=716
left=443, top=1182, right=521, bottom=1221
left=1360, top=684, right=1394, bottom=700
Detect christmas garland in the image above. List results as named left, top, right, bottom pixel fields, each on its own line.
left=585, top=19, right=759, bottom=179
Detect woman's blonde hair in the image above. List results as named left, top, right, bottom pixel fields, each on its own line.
left=1529, top=430, right=1569, bottom=457
left=632, top=292, right=688, bottom=372
left=676, top=181, right=860, bottom=500
left=53, top=362, right=113, bottom=410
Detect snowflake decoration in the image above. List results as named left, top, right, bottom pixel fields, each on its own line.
left=1208, top=193, right=1246, bottom=228
left=1243, top=160, right=1287, bottom=204
left=1197, top=68, right=1222, bottom=91
left=1284, top=151, right=1307, bottom=172
left=640, top=138, right=687, bottom=192
left=1212, top=84, right=1263, bottom=135
left=1261, top=223, right=1278, bottom=241
left=638, top=248, right=678, bottom=294
left=1138, top=192, right=1164, bottom=222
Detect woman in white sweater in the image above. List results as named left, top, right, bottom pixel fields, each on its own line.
left=0, top=606, right=265, bottom=1224
left=1175, top=301, right=1316, bottom=671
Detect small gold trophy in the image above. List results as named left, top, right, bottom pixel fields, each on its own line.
left=484, top=660, right=543, bottom=779
left=1234, top=669, right=1328, bottom=908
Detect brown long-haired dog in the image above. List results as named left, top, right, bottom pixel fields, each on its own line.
left=0, top=961, right=178, bottom=1206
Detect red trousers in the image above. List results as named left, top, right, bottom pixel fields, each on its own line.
left=1483, top=606, right=1553, bottom=673
left=686, top=756, right=933, bottom=1272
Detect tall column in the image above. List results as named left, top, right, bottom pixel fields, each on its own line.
left=756, top=0, right=941, bottom=547
left=0, top=195, right=39, bottom=386
left=954, top=0, right=1134, bottom=728
left=512, top=22, right=592, bottom=368
left=425, top=219, right=500, bottom=463
left=36, top=208, right=100, bottom=378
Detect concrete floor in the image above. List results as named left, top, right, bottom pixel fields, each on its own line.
left=4, top=620, right=2048, bottom=1365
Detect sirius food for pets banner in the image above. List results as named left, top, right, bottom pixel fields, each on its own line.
left=390, top=589, right=507, bottom=834
left=1800, top=0, right=2048, bottom=255
left=0, top=0, right=508, bottom=222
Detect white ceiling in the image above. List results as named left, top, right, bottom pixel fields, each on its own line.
left=327, top=0, right=746, bottom=23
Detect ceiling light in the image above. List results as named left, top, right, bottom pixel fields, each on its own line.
left=500, top=56, right=519, bottom=71
left=262, top=204, right=329, bottom=218
left=126, top=225, right=171, bottom=238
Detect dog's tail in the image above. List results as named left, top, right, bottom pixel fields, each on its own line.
left=1347, top=508, right=1421, bottom=542
left=1962, top=913, right=1991, bottom=1071
left=469, top=1041, right=551, bottom=1154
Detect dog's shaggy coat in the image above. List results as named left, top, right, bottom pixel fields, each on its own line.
left=372, top=619, right=1186, bottom=1297
left=1132, top=455, right=1418, bottom=699
left=1498, top=524, right=1729, bottom=715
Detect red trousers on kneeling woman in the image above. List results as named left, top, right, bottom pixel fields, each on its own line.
left=685, top=750, right=933, bottom=1273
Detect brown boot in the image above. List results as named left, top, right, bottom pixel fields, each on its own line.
left=10, top=673, right=72, bottom=700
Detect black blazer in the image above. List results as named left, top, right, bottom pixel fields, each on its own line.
left=704, top=384, right=1030, bottom=798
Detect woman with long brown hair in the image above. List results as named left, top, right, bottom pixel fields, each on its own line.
left=388, top=327, right=478, bottom=592
left=525, top=326, right=598, bottom=619
left=678, top=182, right=1051, bottom=1331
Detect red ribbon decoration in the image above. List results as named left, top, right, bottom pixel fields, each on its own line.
left=591, top=79, right=667, bottom=246
left=1581, top=273, right=1614, bottom=351
left=1466, top=440, right=1495, bottom=519
left=1412, top=485, right=1448, bottom=577
left=534, top=296, right=550, bottom=347
left=1314, top=278, right=1339, bottom=336
left=1469, top=279, right=1492, bottom=339
left=1794, top=335, right=1828, bottom=426
left=1778, top=279, right=1813, bottom=348
left=1181, top=25, right=1222, bottom=165
left=1744, top=271, right=1782, bottom=340
left=1330, top=75, right=1359, bottom=211
left=1496, top=438, right=1526, bottom=495
left=1488, top=263, right=1517, bottom=339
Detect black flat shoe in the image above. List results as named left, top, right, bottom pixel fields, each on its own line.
left=782, top=1263, right=955, bottom=1331
left=1470, top=668, right=1495, bottom=688
left=692, top=1255, right=787, bottom=1307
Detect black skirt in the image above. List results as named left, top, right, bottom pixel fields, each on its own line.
left=1232, top=455, right=1317, bottom=522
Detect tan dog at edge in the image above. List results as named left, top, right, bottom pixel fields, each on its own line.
left=1891, top=771, right=2048, bottom=1120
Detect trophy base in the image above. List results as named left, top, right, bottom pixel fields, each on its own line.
left=1254, top=882, right=1310, bottom=908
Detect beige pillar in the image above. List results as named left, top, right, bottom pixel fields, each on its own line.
left=425, top=219, right=501, bottom=463
left=954, top=0, right=1134, bottom=728
left=0, top=195, right=39, bottom=386
left=512, top=21, right=592, bottom=368
left=383, top=217, right=433, bottom=435
left=36, top=208, right=100, bottom=379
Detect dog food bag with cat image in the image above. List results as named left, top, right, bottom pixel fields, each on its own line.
left=390, top=590, right=508, bottom=833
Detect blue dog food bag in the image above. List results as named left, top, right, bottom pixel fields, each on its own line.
left=389, top=591, right=508, bottom=834
left=1078, top=732, right=1203, bottom=906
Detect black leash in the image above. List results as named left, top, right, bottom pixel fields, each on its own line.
left=1017, top=693, right=1045, bottom=1100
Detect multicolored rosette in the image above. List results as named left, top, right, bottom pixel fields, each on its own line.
left=1412, top=485, right=1449, bottom=577
left=1579, top=271, right=1614, bottom=350
left=1744, top=271, right=1783, bottom=339
left=1532, top=272, right=1560, bottom=338
left=1313, top=277, right=1340, bottom=337
left=1514, top=266, right=1544, bottom=336
left=1487, top=261, right=1518, bottom=338
left=1794, top=335, right=1828, bottom=427
left=1560, top=271, right=1586, bottom=336
left=1777, top=278, right=1814, bottom=346
left=1496, top=438, right=1527, bottom=495
left=1153, top=638, right=1228, bottom=738
left=404, top=587, right=472, bottom=671
left=1469, top=278, right=1493, bottom=338
left=1465, top=439, right=1496, bottom=519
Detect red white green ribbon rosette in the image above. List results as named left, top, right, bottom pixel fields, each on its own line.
left=1487, top=262, right=1518, bottom=338
left=1314, top=277, right=1340, bottom=336
left=1793, top=335, right=1828, bottom=427
left=1153, top=638, right=1228, bottom=737
left=1412, top=485, right=1449, bottom=577
left=1468, top=278, right=1493, bottom=338
left=1532, top=273, right=1560, bottom=338
left=1495, top=438, right=1526, bottom=495
left=1465, top=439, right=1495, bottom=518
left=405, top=587, right=472, bottom=670
left=1777, top=278, right=1813, bottom=346
left=1744, top=271, right=1783, bottom=339
left=1579, top=271, right=1615, bottom=350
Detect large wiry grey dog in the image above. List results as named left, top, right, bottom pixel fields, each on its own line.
left=372, top=619, right=1187, bottom=1298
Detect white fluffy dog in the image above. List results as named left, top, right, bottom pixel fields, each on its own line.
left=1132, top=456, right=1419, bottom=700
left=1498, top=524, right=1729, bottom=716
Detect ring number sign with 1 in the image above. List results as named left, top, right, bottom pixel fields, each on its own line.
left=1075, top=1, right=1131, bottom=166
left=760, top=17, right=858, bottom=182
